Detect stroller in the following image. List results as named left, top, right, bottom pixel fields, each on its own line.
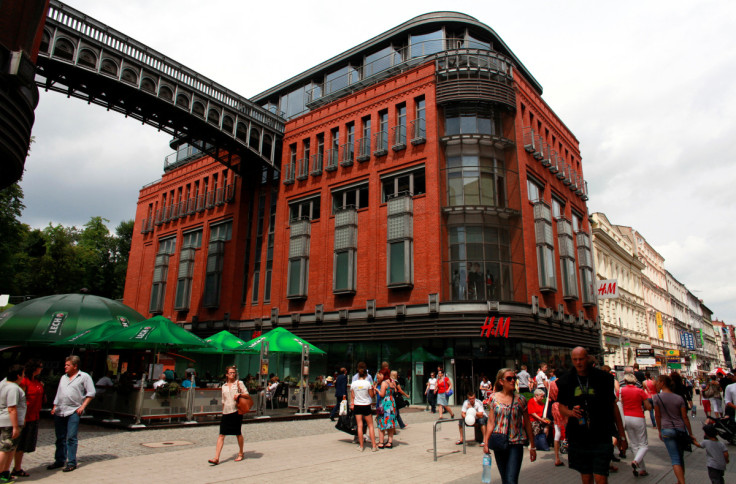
left=706, top=416, right=736, bottom=445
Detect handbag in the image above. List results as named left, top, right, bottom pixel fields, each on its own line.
left=446, top=389, right=454, bottom=398
left=236, top=394, right=253, bottom=414
left=489, top=394, right=515, bottom=451
left=395, top=394, right=408, bottom=409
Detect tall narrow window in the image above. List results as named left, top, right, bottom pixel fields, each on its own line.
left=150, top=236, right=176, bottom=313
left=263, top=187, right=277, bottom=302
left=412, top=96, right=426, bottom=144
left=284, top=143, right=296, bottom=184
left=375, top=110, right=388, bottom=156
left=392, top=103, right=407, bottom=150
left=287, top=198, right=314, bottom=298
left=312, top=133, right=324, bottom=175
left=534, top=201, right=556, bottom=291
left=252, top=193, right=266, bottom=303
left=341, top=122, right=355, bottom=166
left=174, top=230, right=202, bottom=310
left=358, top=116, right=371, bottom=161
left=577, top=231, right=595, bottom=305
left=387, top=194, right=413, bottom=287
left=297, top=139, right=310, bottom=180
left=333, top=207, right=357, bottom=294
left=203, top=221, right=232, bottom=308
left=557, top=218, right=578, bottom=299
left=326, top=128, right=339, bottom=171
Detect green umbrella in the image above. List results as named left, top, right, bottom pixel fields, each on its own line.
left=395, top=346, right=442, bottom=363
left=50, top=318, right=137, bottom=347
left=0, top=294, right=145, bottom=345
left=241, top=327, right=326, bottom=354
left=102, top=315, right=207, bottom=350
left=187, top=330, right=255, bottom=354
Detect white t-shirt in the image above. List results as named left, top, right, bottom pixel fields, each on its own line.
left=536, top=371, right=548, bottom=389
left=699, top=439, right=728, bottom=470
left=517, top=370, right=531, bottom=388
left=351, top=379, right=373, bottom=405
left=462, top=399, right=487, bottom=417
left=428, top=377, right=437, bottom=391
left=480, top=380, right=491, bottom=394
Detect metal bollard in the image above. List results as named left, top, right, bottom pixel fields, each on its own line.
left=433, top=417, right=466, bottom=461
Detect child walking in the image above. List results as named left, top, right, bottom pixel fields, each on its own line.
left=695, top=424, right=729, bottom=484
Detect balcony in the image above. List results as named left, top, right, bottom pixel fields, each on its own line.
left=310, top=152, right=323, bottom=176
left=549, top=150, right=560, bottom=174
left=325, top=148, right=338, bottom=171
left=391, top=125, right=407, bottom=151
left=435, top=49, right=515, bottom=109
left=339, top=143, right=354, bottom=167
left=523, top=127, right=539, bottom=155
left=540, top=141, right=551, bottom=167
left=410, top=119, right=426, bottom=145
left=282, top=159, right=295, bottom=185
left=296, top=157, right=309, bottom=181
left=356, top=137, right=371, bottom=162
left=163, top=144, right=202, bottom=172
left=373, top=131, right=388, bottom=157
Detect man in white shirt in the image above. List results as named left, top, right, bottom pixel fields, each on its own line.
left=536, top=364, right=549, bottom=396
left=456, top=392, right=488, bottom=444
left=724, top=374, right=736, bottom=421
left=0, top=365, right=26, bottom=483
left=517, top=365, right=531, bottom=393
left=152, top=374, right=167, bottom=390
left=48, top=356, right=95, bottom=473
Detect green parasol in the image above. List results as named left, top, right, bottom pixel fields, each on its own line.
left=50, top=318, right=138, bottom=347
left=0, top=294, right=145, bottom=345
left=241, top=327, right=326, bottom=354
left=188, top=330, right=256, bottom=354
left=101, top=315, right=207, bottom=349
left=395, top=346, right=442, bottom=363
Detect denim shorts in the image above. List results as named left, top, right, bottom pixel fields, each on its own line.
left=661, top=427, right=686, bottom=466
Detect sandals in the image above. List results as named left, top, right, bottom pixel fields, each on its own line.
left=208, top=458, right=219, bottom=465
left=377, top=443, right=385, bottom=449
left=455, top=440, right=464, bottom=445
left=554, top=462, right=565, bottom=467
left=235, top=453, right=244, bottom=462
left=11, top=469, right=30, bottom=477
left=385, top=442, right=393, bottom=449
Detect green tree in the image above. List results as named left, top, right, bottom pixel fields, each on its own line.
left=0, top=183, right=28, bottom=294
left=113, top=220, right=134, bottom=298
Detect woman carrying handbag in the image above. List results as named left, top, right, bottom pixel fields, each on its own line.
left=483, top=368, right=536, bottom=484
left=209, top=366, right=249, bottom=465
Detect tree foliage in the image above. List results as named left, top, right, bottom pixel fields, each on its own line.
left=0, top=184, right=133, bottom=299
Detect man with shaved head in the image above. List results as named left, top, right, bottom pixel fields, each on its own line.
left=556, top=347, right=627, bottom=484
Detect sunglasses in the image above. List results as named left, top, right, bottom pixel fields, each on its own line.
left=504, top=376, right=517, bottom=382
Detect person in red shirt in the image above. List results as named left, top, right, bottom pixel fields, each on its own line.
left=527, top=389, right=551, bottom=445
left=620, top=373, right=652, bottom=477
left=11, top=359, right=44, bottom=478
left=434, top=370, right=455, bottom=420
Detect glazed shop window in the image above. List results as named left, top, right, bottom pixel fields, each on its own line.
left=445, top=145, right=506, bottom=207
left=332, top=182, right=369, bottom=213
left=149, top=236, right=176, bottom=314
left=447, top=225, right=513, bottom=301
left=381, top=165, right=425, bottom=202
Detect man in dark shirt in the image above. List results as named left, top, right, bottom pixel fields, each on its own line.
left=557, top=347, right=627, bottom=484
left=329, top=368, right=348, bottom=421
left=632, top=363, right=646, bottom=385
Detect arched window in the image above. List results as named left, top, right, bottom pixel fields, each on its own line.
left=235, top=122, right=248, bottom=142
left=158, top=85, right=174, bottom=102
left=121, top=68, right=138, bottom=85
left=207, top=109, right=220, bottom=125
left=262, top=134, right=273, bottom=160
left=249, top=127, right=261, bottom=150
left=176, top=94, right=190, bottom=109
left=100, top=58, right=118, bottom=77
left=40, top=30, right=51, bottom=53
left=52, top=38, right=75, bottom=61
left=77, top=48, right=97, bottom=69
left=192, top=101, right=205, bottom=118
left=222, top=115, right=234, bottom=134
left=141, top=77, right=156, bottom=94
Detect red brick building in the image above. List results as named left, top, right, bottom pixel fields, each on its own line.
left=124, top=12, right=600, bottom=399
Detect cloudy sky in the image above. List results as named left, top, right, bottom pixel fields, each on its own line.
left=23, top=0, right=736, bottom=322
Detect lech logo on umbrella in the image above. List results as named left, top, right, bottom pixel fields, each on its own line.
left=45, top=312, right=68, bottom=335
left=118, top=316, right=130, bottom=328
left=134, top=326, right=154, bottom=339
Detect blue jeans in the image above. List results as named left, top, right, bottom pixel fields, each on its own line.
left=54, top=412, right=80, bottom=466
left=493, top=443, right=524, bottom=484
left=647, top=398, right=656, bottom=426
left=661, top=427, right=686, bottom=468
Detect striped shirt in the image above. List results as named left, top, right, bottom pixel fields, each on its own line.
left=490, top=393, right=528, bottom=444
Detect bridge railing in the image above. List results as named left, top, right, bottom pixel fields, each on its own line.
left=46, top=0, right=284, bottom=132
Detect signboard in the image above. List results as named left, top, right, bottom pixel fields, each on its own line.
left=614, top=365, right=625, bottom=371
left=696, top=329, right=704, bottom=348
left=596, top=279, right=619, bottom=299
left=604, top=335, right=621, bottom=346
left=656, top=312, right=664, bottom=339
left=636, top=348, right=655, bottom=358
left=480, top=316, right=510, bottom=339
left=636, top=357, right=656, bottom=366
left=666, top=349, right=680, bottom=357
left=680, top=331, right=695, bottom=350
left=415, top=362, right=424, bottom=376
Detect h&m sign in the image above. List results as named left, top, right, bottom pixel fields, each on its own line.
left=596, top=279, right=619, bottom=299
left=480, top=316, right=510, bottom=339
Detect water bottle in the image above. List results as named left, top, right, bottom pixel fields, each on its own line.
left=481, top=453, right=492, bottom=483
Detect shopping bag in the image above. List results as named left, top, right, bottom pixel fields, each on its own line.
left=339, top=399, right=348, bottom=416
left=335, top=410, right=357, bottom=435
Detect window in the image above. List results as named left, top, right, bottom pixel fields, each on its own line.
left=444, top=106, right=502, bottom=137
left=577, top=231, right=596, bottom=305
left=392, top=103, right=406, bottom=150
left=358, top=116, right=371, bottom=161
left=252, top=193, right=266, bottom=303
left=264, top=187, right=277, bottom=302
left=325, top=66, right=349, bottom=94
left=174, top=230, right=202, bottom=310
left=298, top=139, right=310, bottom=180
left=445, top=145, right=506, bottom=207
left=412, top=97, right=426, bottom=142
left=203, top=221, right=232, bottom=307
left=333, top=208, right=357, bottom=294
left=364, top=45, right=401, bottom=77
left=381, top=166, right=426, bottom=202
left=341, top=122, right=355, bottom=166
left=527, top=178, right=542, bottom=202
left=557, top=218, right=577, bottom=299
left=333, top=182, right=369, bottom=213
left=313, top=133, right=324, bottom=174
left=150, top=236, right=176, bottom=313
left=387, top=194, right=413, bottom=287
left=375, top=110, right=388, bottom=155
left=534, top=201, right=556, bottom=291
left=284, top=143, right=296, bottom=184
left=572, top=211, right=583, bottom=233
left=327, top=128, right=339, bottom=171
left=289, top=196, right=321, bottom=221
left=287, top=216, right=311, bottom=299
left=409, top=30, right=444, bottom=58
left=447, top=223, right=513, bottom=301
left=551, top=197, right=564, bottom=219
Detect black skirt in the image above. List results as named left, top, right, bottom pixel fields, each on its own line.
left=219, top=411, right=243, bottom=435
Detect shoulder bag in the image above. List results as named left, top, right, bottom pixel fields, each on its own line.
left=489, top=393, right=515, bottom=451
left=655, top=394, right=692, bottom=452
left=235, top=382, right=253, bottom=415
